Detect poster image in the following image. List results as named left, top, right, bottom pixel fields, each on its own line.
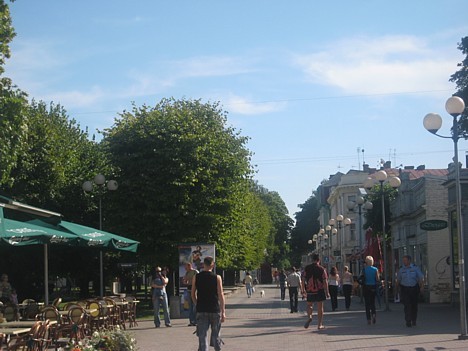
left=178, top=243, right=216, bottom=289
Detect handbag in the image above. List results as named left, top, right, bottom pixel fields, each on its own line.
left=357, top=270, right=365, bottom=286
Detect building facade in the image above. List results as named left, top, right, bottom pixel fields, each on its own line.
left=390, top=168, right=450, bottom=303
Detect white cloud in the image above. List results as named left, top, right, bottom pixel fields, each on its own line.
left=171, top=56, right=256, bottom=78
left=294, top=35, right=459, bottom=95
left=120, top=55, right=257, bottom=99
left=39, top=86, right=105, bottom=109
left=224, top=94, right=286, bottom=115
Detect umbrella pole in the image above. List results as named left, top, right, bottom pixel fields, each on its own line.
left=100, top=250, right=104, bottom=297
left=44, top=244, right=49, bottom=305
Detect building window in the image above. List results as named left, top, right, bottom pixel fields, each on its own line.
left=349, top=223, right=356, bottom=241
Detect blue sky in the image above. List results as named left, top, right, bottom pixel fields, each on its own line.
left=4, top=1, right=468, bottom=217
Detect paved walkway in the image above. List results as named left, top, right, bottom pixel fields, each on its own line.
left=131, top=285, right=467, bottom=351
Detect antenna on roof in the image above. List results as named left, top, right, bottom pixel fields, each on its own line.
left=357, top=147, right=361, bottom=170
left=362, top=148, right=365, bottom=168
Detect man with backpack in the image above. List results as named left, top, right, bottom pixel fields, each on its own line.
left=301, top=254, right=329, bottom=330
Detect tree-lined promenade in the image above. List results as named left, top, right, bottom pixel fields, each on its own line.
left=1, top=0, right=468, bottom=303
left=1, top=0, right=292, bottom=298
left=135, top=285, right=466, bottom=351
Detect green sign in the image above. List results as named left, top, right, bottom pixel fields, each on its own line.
left=420, top=220, right=448, bottom=231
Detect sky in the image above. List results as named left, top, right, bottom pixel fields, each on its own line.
left=4, top=1, right=468, bottom=218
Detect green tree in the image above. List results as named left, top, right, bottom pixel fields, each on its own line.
left=363, top=183, right=398, bottom=239
left=102, top=98, right=254, bottom=268
left=290, top=193, right=321, bottom=267
left=252, top=182, right=293, bottom=268
left=0, top=0, right=15, bottom=76
left=450, top=36, right=468, bottom=134
left=0, top=0, right=29, bottom=186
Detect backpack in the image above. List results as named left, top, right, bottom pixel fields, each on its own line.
left=306, top=265, right=324, bottom=292
left=306, top=277, right=319, bottom=292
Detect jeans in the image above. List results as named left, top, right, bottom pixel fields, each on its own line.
left=196, top=312, right=222, bottom=351
left=187, top=290, right=196, bottom=325
left=329, top=285, right=338, bottom=310
left=343, top=284, right=352, bottom=309
left=280, top=284, right=286, bottom=300
left=400, top=285, right=419, bottom=324
left=246, top=283, right=253, bottom=297
left=363, top=285, right=376, bottom=321
left=153, top=294, right=171, bottom=326
left=288, top=287, right=298, bottom=312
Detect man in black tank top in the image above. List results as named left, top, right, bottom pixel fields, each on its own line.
left=191, top=256, right=226, bottom=351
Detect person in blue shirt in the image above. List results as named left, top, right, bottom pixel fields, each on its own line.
left=362, top=256, right=379, bottom=325
left=396, top=255, right=424, bottom=327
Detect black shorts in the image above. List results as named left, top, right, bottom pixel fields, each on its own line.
left=307, top=290, right=326, bottom=302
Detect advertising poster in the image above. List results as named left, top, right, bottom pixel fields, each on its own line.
left=178, top=243, right=216, bottom=290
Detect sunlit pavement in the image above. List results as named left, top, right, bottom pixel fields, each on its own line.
left=131, top=285, right=467, bottom=351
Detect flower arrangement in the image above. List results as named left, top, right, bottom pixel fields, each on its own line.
left=60, top=327, right=137, bottom=351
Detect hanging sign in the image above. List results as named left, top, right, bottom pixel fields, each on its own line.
left=420, top=220, right=448, bottom=231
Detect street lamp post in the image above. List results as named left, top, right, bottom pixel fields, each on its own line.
left=365, top=171, right=401, bottom=312
left=83, top=174, right=118, bottom=297
left=347, top=195, right=373, bottom=274
left=333, top=215, right=351, bottom=274
left=423, top=95, right=467, bottom=339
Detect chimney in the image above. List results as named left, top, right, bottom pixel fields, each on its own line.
left=363, top=163, right=370, bottom=172
left=384, top=161, right=391, bottom=169
left=416, top=165, right=425, bottom=170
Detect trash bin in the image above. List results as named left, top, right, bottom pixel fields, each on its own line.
left=169, top=295, right=181, bottom=319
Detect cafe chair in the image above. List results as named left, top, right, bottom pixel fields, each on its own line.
left=7, top=320, right=51, bottom=351
left=4, top=305, right=18, bottom=322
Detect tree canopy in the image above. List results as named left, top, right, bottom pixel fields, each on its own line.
left=289, top=193, right=320, bottom=267
left=450, top=36, right=468, bottom=134
left=101, top=98, right=276, bottom=269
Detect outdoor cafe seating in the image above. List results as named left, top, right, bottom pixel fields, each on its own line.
left=0, top=295, right=140, bottom=350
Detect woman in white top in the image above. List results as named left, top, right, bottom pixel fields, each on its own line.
left=328, top=266, right=340, bottom=311
left=342, top=266, right=354, bottom=310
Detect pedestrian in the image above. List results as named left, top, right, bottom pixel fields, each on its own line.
left=342, top=266, right=353, bottom=311
left=183, top=262, right=199, bottom=326
left=362, top=256, right=379, bottom=325
left=286, top=267, right=302, bottom=313
left=191, top=256, right=226, bottom=351
left=273, top=270, right=279, bottom=287
left=151, top=266, right=172, bottom=328
left=328, top=266, right=340, bottom=311
left=244, top=272, right=253, bottom=298
left=0, top=274, right=12, bottom=304
left=302, top=253, right=329, bottom=330
left=395, top=255, right=424, bottom=327
left=279, top=269, right=287, bottom=300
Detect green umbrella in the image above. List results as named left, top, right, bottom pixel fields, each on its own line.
left=1, top=217, right=77, bottom=246
left=28, top=218, right=139, bottom=298
left=58, top=221, right=139, bottom=253
left=0, top=207, right=78, bottom=304
left=28, top=219, right=139, bottom=253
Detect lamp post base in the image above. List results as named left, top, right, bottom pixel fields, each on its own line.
left=458, top=334, right=468, bottom=340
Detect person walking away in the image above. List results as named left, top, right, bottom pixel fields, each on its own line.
left=279, top=270, right=287, bottom=300
left=183, top=262, right=199, bottom=326
left=342, top=266, right=353, bottom=311
left=362, top=256, right=379, bottom=325
left=302, top=254, right=329, bottom=330
left=395, top=255, right=424, bottom=327
left=191, top=256, right=226, bottom=351
left=328, top=267, right=340, bottom=311
left=286, top=267, right=302, bottom=313
left=244, top=272, right=253, bottom=298
left=151, top=266, right=172, bottom=328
